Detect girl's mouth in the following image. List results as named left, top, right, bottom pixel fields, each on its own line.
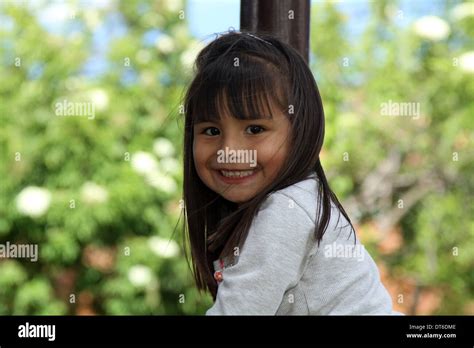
left=214, top=169, right=259, bottom=184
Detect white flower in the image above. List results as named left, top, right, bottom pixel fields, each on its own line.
left=156, top=35, right=175, bottom=54
left=88, top=89, right=109, bottom=111
left=81, top=182, right=108, bottom=204
left=162, top=0, right=183, bottom=12
left=180, top=41, right=206, bottom=70
left=131, top=151, right=159, bottom=175
left=83, top=9, right=101, bottom=30
left=38, top=2, right=75, bottom=27
left=451, top=2, right=474, bottom=21
left=413, top=16, right=450, bottom=41
left=458, top=51, right=474, bottom=73
left=148, top=236, right=179, bottom=258
left=153, top=137, right=175, bottom=158
left=145, top=171, right=177, bottom=194
left=127, top=265, right=153, bottom=287
left=160, top=157, right=180, bottom=175
left=16, top=186, right=52, bottom=218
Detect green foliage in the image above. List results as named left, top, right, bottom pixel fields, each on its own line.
left=312, top=1, right=474, bottom=314
left=0, top=0, right=212, bottom=314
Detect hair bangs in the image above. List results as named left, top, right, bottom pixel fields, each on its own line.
left=189, top=53, right=288, bottom=125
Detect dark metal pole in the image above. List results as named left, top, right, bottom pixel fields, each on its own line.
left=240, top=0, right=310, bottom=63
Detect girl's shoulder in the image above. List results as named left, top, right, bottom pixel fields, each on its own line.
left=260, top=173, right=320, bottom=222
left=262, top=173, right=353, bottom=243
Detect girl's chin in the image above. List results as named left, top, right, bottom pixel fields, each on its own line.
left=220, top=191, right=256, bottom=204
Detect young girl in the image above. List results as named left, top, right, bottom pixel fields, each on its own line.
left=182, top=30, right=399, bottom=315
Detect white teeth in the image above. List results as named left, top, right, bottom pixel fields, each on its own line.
left=220, top=170, right=255, bottom=178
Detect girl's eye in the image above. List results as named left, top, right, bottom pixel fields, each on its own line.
left=246, top=125, right=265, bottom=135
left=203, top=127, right=220, bottom=136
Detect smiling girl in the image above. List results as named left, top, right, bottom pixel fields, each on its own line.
left=182, top=31, right=399, bottom=315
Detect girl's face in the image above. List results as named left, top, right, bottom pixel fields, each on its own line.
left=193, top=103, right=291, bottom=204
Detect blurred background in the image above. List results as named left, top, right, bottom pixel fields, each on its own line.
left=0, top=0, right=472, bottom=315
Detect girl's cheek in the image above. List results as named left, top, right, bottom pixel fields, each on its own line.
left=193, top=140, right=213, bottom=165
left=193, top=140, right=203, bottom=156
left=260, top=135, right=288, bottom=159
left=258, top=143, right=289, bottom=174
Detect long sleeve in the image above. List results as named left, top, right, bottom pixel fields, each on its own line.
left=206, top=192, right=315, bottom=315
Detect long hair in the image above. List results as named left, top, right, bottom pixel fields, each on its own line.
left=182, top=31, right=355, bottom=300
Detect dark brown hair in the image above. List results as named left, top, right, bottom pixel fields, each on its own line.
left=182, top=31, right=355, bottom=300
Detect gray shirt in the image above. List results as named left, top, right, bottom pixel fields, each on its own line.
left=206, top=175, right=401, bottom=315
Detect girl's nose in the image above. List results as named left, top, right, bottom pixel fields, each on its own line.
left=220, top=135, right=244, bottom=151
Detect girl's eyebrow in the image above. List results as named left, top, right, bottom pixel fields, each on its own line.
left=194, top=116, right=273, bottom=125
left=252, top=115, right=273, bottom=120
